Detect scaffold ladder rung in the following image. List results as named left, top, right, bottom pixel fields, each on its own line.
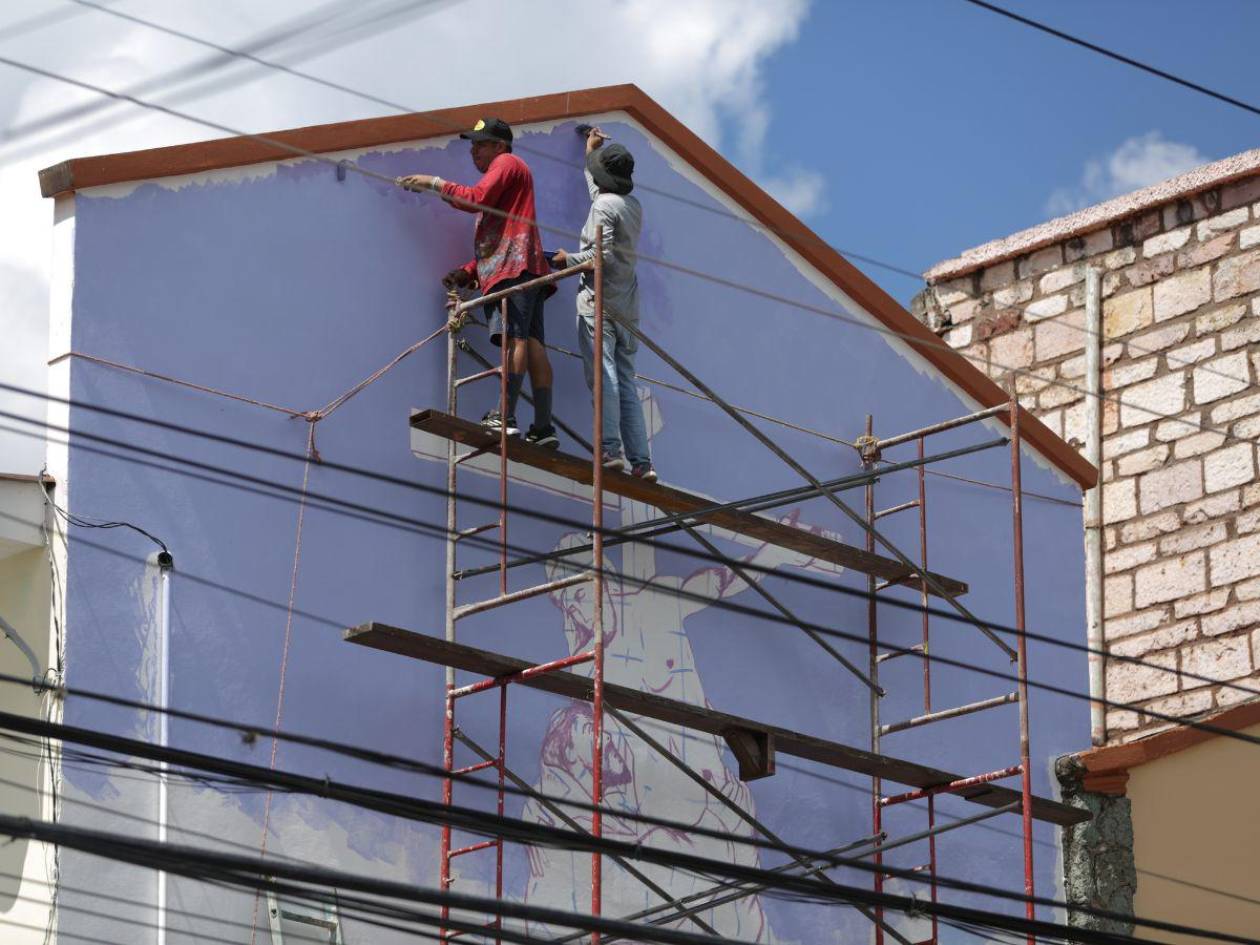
left=876, top=643, right=924, bottom=663
left=455, top=522, right=499, bottom=542
left=448, top=839, right=499, bottom=858
left=874, top=500, right=919, bottom=520
left=879, top=692, right=1018, bottom=736
left=879, top=764, right=1022, bottom=808
left=452, top=571, right=592, bottom=622
left=454, top=366, right=501, bottom=389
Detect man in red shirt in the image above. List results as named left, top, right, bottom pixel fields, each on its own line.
left=400, top=118, right=557, bottom=446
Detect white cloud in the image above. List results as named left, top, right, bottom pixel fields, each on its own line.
left=0, top=0, right=817, bottom=474
left=1046, top=131, right=1209, bottom=216
left=763, top=166, right=828, bottom=217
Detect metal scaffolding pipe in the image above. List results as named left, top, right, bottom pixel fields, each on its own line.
left=621, top=801, right=1022, bottom=934
left=605, top=707, right=914, bottom=945
left=879, top=765, right=1022, bottom=808
left=620, top=317, right=1018, bottom=661
left=453, top=436, right=1007, bottom=583
left=879, top=692, right=1018, bottom=736
left=452, top=572, right=592, bottom=622
left=874, top=404, right=1008, bottom=452
left=590, top=225, right=606, bottom=939
left=454, top=263, right=592, bottom=314
left=679, top=522, right=882, bottom=695
left=453, top=729, right=720, bottom=937
left=1010, top=396, right=1036, bottom=943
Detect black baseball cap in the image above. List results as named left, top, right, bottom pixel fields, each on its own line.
left=460, top=117, right=513, bottom=145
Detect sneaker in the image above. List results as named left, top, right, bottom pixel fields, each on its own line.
left=631, top=462, right=658, bottom=483
left=601, top=452, right=628, bottom=473
left=480, top=410, right=519, bottom=436
left=523, top=425, right=559, bottom=449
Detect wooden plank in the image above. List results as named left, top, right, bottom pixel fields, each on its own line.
left=410, top=409, right=968, bottom=597
left=346, top=623, right=1087, bottom=826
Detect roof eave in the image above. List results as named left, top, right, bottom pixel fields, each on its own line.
left=37, top=84, right=1096, bottom=490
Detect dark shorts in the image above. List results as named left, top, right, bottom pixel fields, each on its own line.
left=484, top=272, right=546, bottom=347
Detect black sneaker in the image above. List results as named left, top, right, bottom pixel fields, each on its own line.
left=480, top=410, right=519, bottom=436
left=602, top=452, right=628, bottom=473
left=631, top=463, right=658, bottom=483
left=524, top=425, right=559, bottom=449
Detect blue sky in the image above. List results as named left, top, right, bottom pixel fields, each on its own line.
left=760, top=0, right=1260, bottom=301
left=2, top=0, right=1258, bottom=470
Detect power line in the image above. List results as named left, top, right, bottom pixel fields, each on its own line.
left=7, top=379, right=1260, bottom=713
left=33, top=6, right=1259, bottom=399
left=64, top=0, right=925, bottom=284
left=959, top=0, right=1260, bottom=120
left=2, top=453, right=1260, bottom=942
left=7, top=49, right=1256, bottom=453
left=7, top=405, right=1260, bottom=759
left=0, top=685, right=1251, bottom=945
left=0, top=811, right=1237, bottom=945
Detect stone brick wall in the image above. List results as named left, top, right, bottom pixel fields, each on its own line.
left=917, top=175, right=1260, bottom=744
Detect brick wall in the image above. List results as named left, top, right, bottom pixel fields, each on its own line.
left=917, top=175, right=1260, bottom=744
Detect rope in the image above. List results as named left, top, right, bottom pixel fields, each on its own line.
left=247, top=454, right=313, bottom=945
left=48, top=352, right=305, bottom=418
left=51, top=322, right=450, bottom=463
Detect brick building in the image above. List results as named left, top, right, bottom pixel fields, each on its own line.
left=918, top=150, right=1260, bottom=940
left=918, top=149, right=1260, bottom=747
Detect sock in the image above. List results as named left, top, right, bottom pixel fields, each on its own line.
left=505, top=373, right=525, bottom=419
left=532, top=386, right=553, bottom=430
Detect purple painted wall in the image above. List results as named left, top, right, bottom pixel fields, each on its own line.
left=56, top=118, right=1088, bottom=944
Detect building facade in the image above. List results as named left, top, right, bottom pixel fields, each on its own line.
left=17, top=86, right=1095, bottom=944
left=919, top=149, right=1260, bottom=939
left=920, top=154, right=1260, bottom=745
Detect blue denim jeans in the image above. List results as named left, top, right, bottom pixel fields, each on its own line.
left=576, top=313, right=650, bottom=467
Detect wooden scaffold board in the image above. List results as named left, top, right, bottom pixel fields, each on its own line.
left=411, top=409, right=968, bottom=597
left=346, top=623, right=1087, bottom=827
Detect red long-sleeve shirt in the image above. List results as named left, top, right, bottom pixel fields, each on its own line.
left=440, top=153, right=549, bottom=294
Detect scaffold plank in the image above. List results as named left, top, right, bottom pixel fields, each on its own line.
left=410, top=409, right=968, bottom=597
left=345, top=624, right=1086, bottom=826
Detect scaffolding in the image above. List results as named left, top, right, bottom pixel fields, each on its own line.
left=345, top=228, right=1087, bottom=945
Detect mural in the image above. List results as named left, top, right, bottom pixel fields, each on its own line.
left=48, top=114, right=1089, bottom=945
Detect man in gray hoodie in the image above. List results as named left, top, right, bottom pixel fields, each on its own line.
left=552, top=127, right=654, bottom=480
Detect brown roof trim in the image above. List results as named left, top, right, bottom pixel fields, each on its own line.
left=37, top=85, right=1095, bottom=489
left=925, top=147, right=1260, bottom=283
left=1076, top=697, right=1260, bottom=795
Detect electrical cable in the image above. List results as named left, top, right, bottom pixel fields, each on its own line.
left=4, top=456, right=1254, bottom=932
left=6, top=416, right=1255, bottom=740
left=0, top=670, right=1252, bottom=942
left=62, top=0, right=924, bottom=284
left=0, top=0, right=451, bottom=156
left=5, top=383, right=1259, bottom=714
left=0, top=771, right=321, bottom=865
left=6, top=415, right=1260, bottom=766
left=63, top=0, right=1260, bottom=398
left=2, top=25, right=1249, bottom=942
left=0, top=811, right=1238, bottom=945
left=8, top=47, right=1256, bottom=420
left=959, top=0, right=1260, bottom=120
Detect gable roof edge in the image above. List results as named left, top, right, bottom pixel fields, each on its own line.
left=37, top=84, right=1095, bottom=489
